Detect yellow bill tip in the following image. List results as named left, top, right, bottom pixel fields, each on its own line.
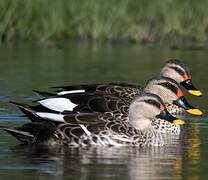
left=188, top=90, right=203, bottom=96
left=186, top=109, right=203, bottom=116
left=173, top=119, right=185, bottom=125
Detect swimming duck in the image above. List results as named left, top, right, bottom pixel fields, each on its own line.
left=1, top=93, right=185, bottom=147
left=46, top=59, right=202, bottom=97
left=33, top=77, right=202, bottom=116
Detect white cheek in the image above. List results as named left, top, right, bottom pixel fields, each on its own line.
left=39, top=97, right=77, bottom=112
left=149, top=86, right=177, bottom=103
left=161, top=88, right=177, bottom=103
left=160, top=68, right=184, bottom=83
left=171, top=71, right=184, bottom=83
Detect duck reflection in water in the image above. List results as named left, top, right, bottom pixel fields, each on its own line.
left=11, top=137, right=182, bottom=180
left=10, top=123, right=201, bottom=180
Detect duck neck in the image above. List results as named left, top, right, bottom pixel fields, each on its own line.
left=128, top=112, right=152, bottom=131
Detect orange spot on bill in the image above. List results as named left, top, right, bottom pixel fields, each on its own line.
left=160, top=104, right=165, bottom=111
left=177, top=89, right=184, bottom=97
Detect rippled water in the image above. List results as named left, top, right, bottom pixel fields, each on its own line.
left=0, top=42, right=207, bottom=180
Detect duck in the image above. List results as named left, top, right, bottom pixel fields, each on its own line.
left=43, top=59, right=202, bottom=97
left=160, top=59, right=202, bottom=96
left=33, top=77, right=202, bottom=116
left=0, top=93, right=185, bottom=147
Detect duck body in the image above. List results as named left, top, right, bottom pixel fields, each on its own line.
left=34, top=76, right=201, bottom=117
left=1, top=115, right=164, bottom=147
left=50, top=83, right=185, bottom=115
left=2, top=93, right=183, bottom=147
left=12, top=92, right=182, bottom=136
left=52, top=83, right=143, bottom=102
left=57, top=112, right=166, bottom=147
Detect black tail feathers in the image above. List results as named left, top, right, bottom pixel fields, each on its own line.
left=0, top=126, right=34, bottom=144
left=10, top=101, right=43, bottom=122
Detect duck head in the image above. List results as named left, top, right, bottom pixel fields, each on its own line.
left=144, top=77, right=203, bottom=116
left=128, top=93, right=184, bottom=131
left=160, top=59, right=202, bottom=96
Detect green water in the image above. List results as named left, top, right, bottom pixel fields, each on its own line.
left=0, top=42, right=207, bottom=180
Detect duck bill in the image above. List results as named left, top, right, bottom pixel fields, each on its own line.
left=156, top=109, right=185, bottom=125
left=188, top=90, right=202, bottom=97
left=180, top=79, right=202, bottom=96
left=173, top=96, right=203, bottom=116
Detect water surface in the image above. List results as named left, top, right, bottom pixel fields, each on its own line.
left=0, top=42, right=207, bottom=180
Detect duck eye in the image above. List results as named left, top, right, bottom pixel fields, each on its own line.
left=148, top=100, right=159, bottom=106
left=147, top=100, right=154, bottom=104
left=144, top=99, right=161, bottom=109
left=175, top=67, right=181, bottom=72
left=158, top=82, right=172, bottom=89
left=161, top=82, right=178, bottom=94
left=165, top=83, right=170, bottom=88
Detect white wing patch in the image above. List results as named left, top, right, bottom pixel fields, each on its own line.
left=39, top=97, right=77, bottom=112
left=57, top=90, right=85, bottom=95
left=36, top=112, right=65, bottom=122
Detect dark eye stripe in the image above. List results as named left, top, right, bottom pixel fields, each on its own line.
left=144, top=99, right=161, bottom=109
left=158, top=82, right=178, bottom=94
left=169, top=66, right=185, bottom=76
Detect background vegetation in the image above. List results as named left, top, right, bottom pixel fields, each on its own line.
left=1, top=0, right=208, bottom=44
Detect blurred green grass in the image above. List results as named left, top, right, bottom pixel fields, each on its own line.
left=0, top=0, right=208, bottom=44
